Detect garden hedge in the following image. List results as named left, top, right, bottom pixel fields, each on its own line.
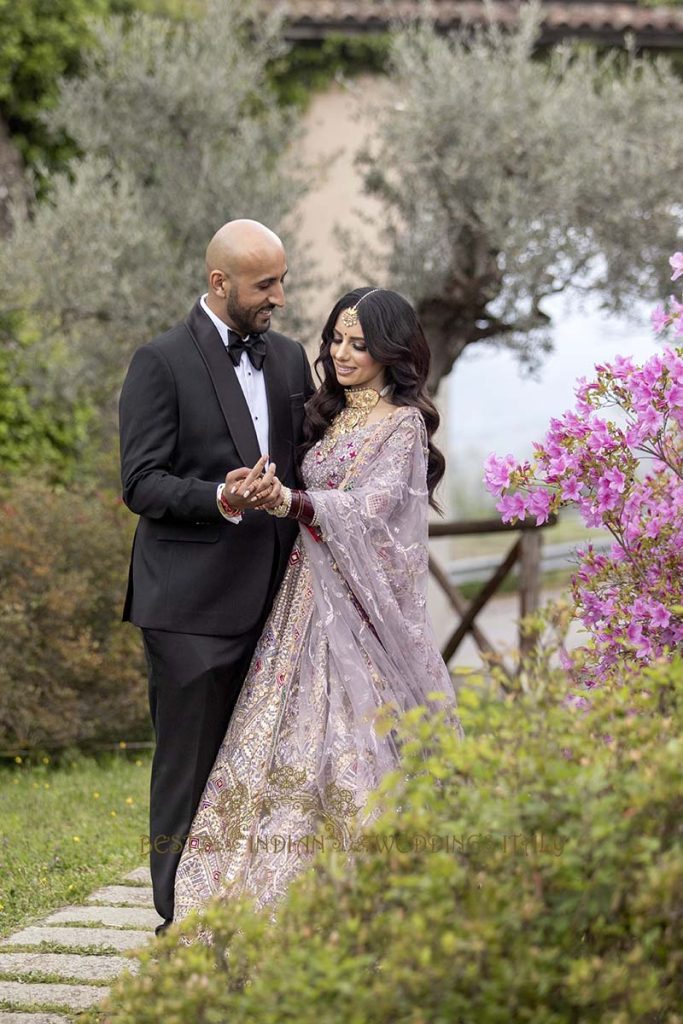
left=99, top=658, right=682, bottom=1023
left=0, top=477, right=148, bottom=751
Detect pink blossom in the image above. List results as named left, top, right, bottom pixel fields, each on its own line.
left=527, top=488, right=551, bottom=525
left=565, top=694, right=591, bottom=712
left=486, top=253, right=683, bottom=689
left=634, top=405, right=663, bottom=437
left=483, top=453, right=517, bottom=495
left=648, top=601, right=671, bottom=629
left=669, top=252, right=683, bottom=282
left=560, top=475, right=582, bottom=501
left=558, top=647, right=574, bottom=671
left=610, top=354, right=636, bottom=379
left=587, top=417, right=615, bottom=452
left=651, top=305, right=671, bottom=334
left=497, top=492, right=528, bottom=524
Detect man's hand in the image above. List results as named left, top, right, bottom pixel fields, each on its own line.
left=224, top=456, right=279, bottom=511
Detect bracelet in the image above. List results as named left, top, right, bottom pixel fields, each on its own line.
left=268, top=486, right=293, bottom=518
left=266, top=487, right=318, bottom=526
left=218, top=484, right=241, bottom=517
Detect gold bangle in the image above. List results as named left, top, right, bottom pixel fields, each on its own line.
left=268, top=486, right=292, bottom=518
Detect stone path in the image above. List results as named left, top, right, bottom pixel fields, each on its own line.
left=0, top=866, right=160, bottom=1023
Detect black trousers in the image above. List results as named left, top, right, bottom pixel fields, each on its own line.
left=141, top=625, right=262, bottom=922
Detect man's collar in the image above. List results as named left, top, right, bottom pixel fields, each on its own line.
left=199, top=293, right=249, bottom=344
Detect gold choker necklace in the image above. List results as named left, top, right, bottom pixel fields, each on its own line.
left=344, top=385, right=383, bottom=413
left=318, top=385, right=389, bottom=457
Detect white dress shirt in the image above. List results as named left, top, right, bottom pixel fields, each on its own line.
left=200, top=294, right=270, bottom=523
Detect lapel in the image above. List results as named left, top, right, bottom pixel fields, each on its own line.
left=184, top=300, right=261, bottom=468
left=261, top=331, right=293, bottom=480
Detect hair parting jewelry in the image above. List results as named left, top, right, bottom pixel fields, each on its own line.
left=340, top=288, right=382, bottom=329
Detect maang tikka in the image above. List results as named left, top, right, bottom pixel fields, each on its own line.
left=340, top=288, right=381, bottom=328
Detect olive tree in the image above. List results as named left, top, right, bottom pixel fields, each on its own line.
left=0, top=0, right=308, bottom=410
left=352, top=4, right=683, bottom=392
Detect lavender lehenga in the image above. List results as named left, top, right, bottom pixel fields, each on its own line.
left=173, top=404, right=463, bottom=924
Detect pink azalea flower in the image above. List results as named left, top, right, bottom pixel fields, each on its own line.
left=497, top=492, right=528, bottom=524
left=634, top=405, right=663, bottom=437
left=651, top=304, right=671, bottom=334
left=490, top=276, right=683, bottom=688
left=527, top=488, right=551, bottom=525
left=483, top=453, right=517, bottom=495
left=610, top=354, right=635, bottom=379
left=558, top=647, right=574, bottom=672
left=560, top=475, right=582, bottom=501
left=669, top=252, right=683, bottom=282
left=648, top=601, right=671, bottom=629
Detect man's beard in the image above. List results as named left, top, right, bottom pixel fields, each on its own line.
left=227, top=290, right=273, bottom=336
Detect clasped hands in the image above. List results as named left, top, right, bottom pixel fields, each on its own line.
left=223, top=454, right=283, bottom=512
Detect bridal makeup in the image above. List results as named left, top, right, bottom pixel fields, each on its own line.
left=330, top=312, right=385, bottom=391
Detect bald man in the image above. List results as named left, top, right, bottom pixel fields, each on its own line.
left=119, top=220, right=314, bottom=932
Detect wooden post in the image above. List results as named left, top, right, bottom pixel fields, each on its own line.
left=427, top=514, right=557, bottom=668
left=518, top=529, right=542, bottom=655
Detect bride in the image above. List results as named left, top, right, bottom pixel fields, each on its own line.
left=173, top=286, right=463, bottom=924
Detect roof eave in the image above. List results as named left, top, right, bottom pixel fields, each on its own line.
left=283, top=20, right=683, bottom=50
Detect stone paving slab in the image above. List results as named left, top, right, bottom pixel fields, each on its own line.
left=0, top=952, right=138, bottom=982
left=87, top=885, right=155, bottom=907
left=41, top=906, right=161, bottom=930
left=122, top=866, right=151, bottom=886
left=0, top=980, right=107, bottom=1010
left=0, top=865, right=157, bottom=1018
left=0, top=927, right=152, bottom=953
left=0, top=1014, right=69, bottom=1023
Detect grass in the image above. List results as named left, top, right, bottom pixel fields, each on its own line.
left=0, top=968, right=111, bottom=984
left=0, top=750, right=151, bottom=939
left=0, top=941, right=127, bottom=955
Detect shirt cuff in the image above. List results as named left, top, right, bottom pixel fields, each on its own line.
left=216, top=483, right=242, bottom=523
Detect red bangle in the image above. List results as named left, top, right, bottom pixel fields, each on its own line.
left=288, top=489, right=317, bottom=526
left=219, top=488, right=240, bottom=517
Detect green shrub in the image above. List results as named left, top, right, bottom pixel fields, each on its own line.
left=0, top=477, right=148, bottom=750
left=100, top=659, right=683, bottom=1023
left=0, top=0, right=195, bottom=172
left=0, top=313, right=94, bottom=483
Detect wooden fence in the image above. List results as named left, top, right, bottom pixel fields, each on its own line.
left=428, top=514, right=558, bottom=667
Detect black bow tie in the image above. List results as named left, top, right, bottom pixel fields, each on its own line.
left=227, top=331, right=267, bottom=370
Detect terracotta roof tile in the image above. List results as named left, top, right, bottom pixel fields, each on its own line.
left=285, top=2, right=683, bottom=45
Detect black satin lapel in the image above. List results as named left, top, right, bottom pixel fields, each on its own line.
left=262, top=334, right=293, bottom=479
left=184, top=301, right=261, bottom=468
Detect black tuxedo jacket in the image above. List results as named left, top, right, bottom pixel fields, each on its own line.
left=119, top=300, right=315, bottom=636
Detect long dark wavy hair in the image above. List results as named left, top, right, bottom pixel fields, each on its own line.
left=298, top=287, right=446, bottom=511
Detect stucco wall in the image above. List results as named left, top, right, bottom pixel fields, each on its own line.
left=291, top=76, right=458, bottom=646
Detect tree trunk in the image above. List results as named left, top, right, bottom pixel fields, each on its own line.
left=417, top=298, right=474, bottom=396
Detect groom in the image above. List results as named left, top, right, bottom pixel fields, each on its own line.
left=119, top=219, right=314, bottom=933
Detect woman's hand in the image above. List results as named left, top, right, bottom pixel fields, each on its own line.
left=223, top=456, right=280, bottom=510
left=258, top=475, right=284, bottom=511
